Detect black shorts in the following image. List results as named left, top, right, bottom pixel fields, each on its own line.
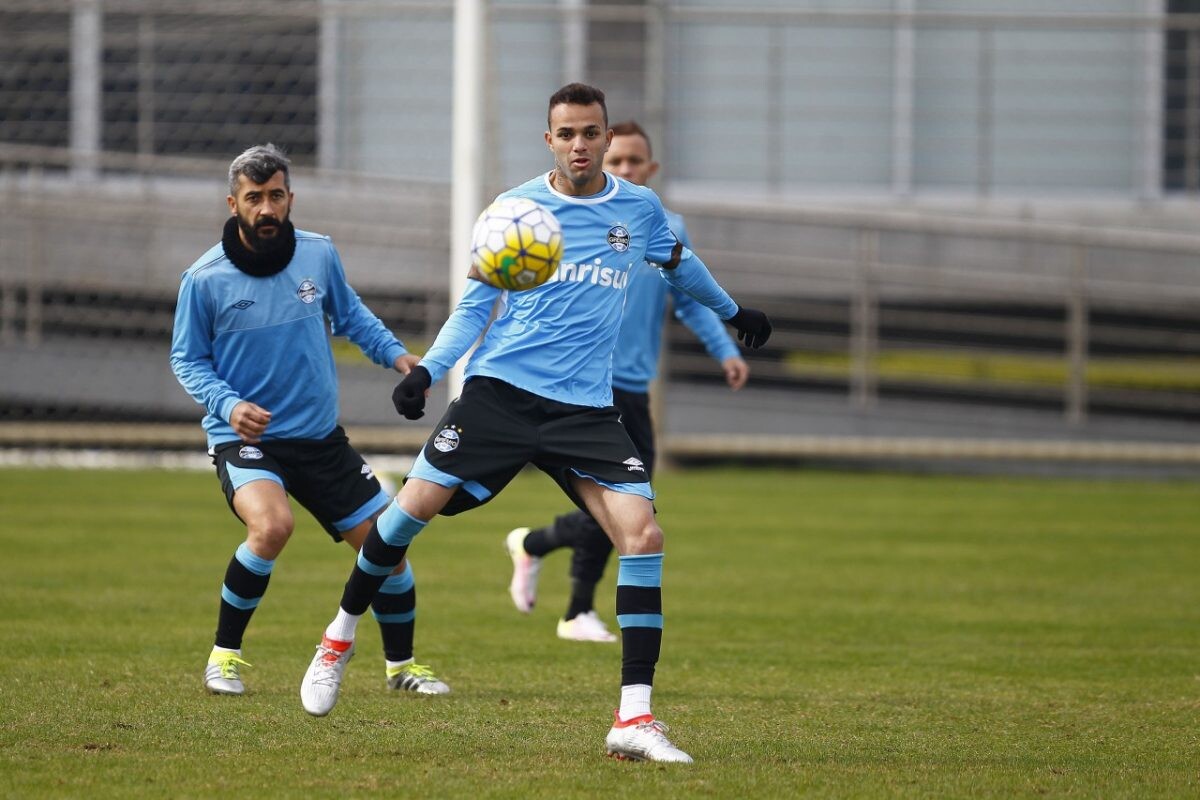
left=613, top=387, right=655, bottom=478
left=211, top=425, right=389, bottom=541
left=406, top=377, right=652, bottom=516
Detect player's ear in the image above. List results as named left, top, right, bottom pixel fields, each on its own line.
left=646, top=160, right=660, bottom=181
left=226, top=195, right=236, bottom=214
left=545, top=131, right=553, bottom=149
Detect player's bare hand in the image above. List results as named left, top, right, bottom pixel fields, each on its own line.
left=722, top=356, right=750, bottom=391
left=393, top=353, right=423, bottom=376
left=230, top=401, right=271, bottom=443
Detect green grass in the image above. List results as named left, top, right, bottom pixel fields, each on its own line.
left=784, top=349, right=1200, bottom=392
left=1, top=467, right=1198, bottom=798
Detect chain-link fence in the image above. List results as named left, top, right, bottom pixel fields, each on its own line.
left=2, top=1, right=1200, bottom=468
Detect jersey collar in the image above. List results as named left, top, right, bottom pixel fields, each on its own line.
left=542, top=171, right=620, bottom=205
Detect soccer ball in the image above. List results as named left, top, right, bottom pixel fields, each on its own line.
left=470, top=197, right=563, bottom=291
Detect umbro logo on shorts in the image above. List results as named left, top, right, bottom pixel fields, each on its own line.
left=360, top=464, right=375, bottom=480
left=623, top=457, right=645, bottom=473
left=239, top=446, right=264, bottom=460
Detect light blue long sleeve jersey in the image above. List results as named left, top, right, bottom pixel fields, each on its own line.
left=170, top=229, right=407, bottom=447
left=612, top=209, right=740, bottom=393
left=420, top=172, right=740, bottom=407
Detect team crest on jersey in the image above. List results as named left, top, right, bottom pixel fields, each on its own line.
left=433, top=427, right=461, bottom=453
left=297, top=279, right=318, bottom=304
left=623, top=457, right=645, bottom=473
left=239, top=446, right=264, bottom=460
left=607, top=225, right=631, bottom=252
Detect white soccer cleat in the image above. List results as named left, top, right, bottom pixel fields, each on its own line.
left=557, top=610, right=618, bottom=643
left=605, top=712, right=694, bottom=764
left=505, top=527, right=541, bottom=613
left=300, top=635, right=354, bottom=716
left=386, top=661, right=451, bottom=695
left=204, top=649, right=250, bottom=695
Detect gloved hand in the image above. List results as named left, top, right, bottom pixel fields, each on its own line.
left=391, top=365, right=432, bottom=420
left=726, top=305, right=772, bottom=349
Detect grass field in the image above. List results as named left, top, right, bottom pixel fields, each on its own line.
left=1, top=466, right=1198, bottom=798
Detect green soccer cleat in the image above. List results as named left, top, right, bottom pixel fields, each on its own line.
left=386, top=662, right=451, bottom=695
left=204, top=649, right=251, bottom=695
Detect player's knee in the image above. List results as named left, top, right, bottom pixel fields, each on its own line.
left=625, top=519, right=663, bottom=555
left=247, top=517, right=293, bottom=557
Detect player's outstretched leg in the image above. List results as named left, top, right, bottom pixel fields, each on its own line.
left=604, top=552, right=692, bottom=763
left=558, top=518, right=616, bottom=642
left=504, top=527, right=542, bottom=613
left=557, top=610, right=618, bottom=643
left=301, top=501, right=426, bottom=715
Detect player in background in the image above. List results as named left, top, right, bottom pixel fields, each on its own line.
left=504, top=120, right=750, bottom=643
left=170, top=144, right=449, bottom=699
left=298, top=84, right=771, bottom=764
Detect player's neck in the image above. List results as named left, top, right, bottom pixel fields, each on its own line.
left=550, top=169, right=607, bottom=198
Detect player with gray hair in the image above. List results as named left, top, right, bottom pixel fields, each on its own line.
left=171, top=143, right=450, bottom=701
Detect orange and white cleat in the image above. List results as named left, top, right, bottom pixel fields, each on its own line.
left=605, top=712, right=693, bottom=763
left=300, top=635, right=354, bottom=716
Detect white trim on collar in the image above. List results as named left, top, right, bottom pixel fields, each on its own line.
left=541, top=171, right=620, bottom=204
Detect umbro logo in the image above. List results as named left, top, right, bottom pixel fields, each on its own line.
left=233, top=300, right=254, bottom=310
left=623, top=457, right=645, bottom=473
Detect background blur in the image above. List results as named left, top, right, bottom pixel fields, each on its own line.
left=2, top=0, right=1199, bottom=474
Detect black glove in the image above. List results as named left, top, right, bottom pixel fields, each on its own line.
left=391, top=365, right=432, bottom=420
left=726, top=305, right=772, bottom=349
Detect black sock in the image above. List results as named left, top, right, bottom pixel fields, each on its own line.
left=565, top=578, right=598, bottom=620
left=214, top=543, right=274, bottom=650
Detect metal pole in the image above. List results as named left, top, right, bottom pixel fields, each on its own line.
left=644, top=0, right=667, bottom=169
left=448, top=0, right=487, bottom=399
left=318, top=0, right=342, bottom=172
left=1187, top=29, right=1200, bottom=193
left=891, top=0, right=915, bottom=196
left=1066, top=245, right=1089, bottom=426
left=977, top=24, right=993, bottom=197
left=25, top=169, right=44, bottom=347
left=767, top=22, right=783, bottom=191
left=137, top=14, right=156, bottom=170
left=562, top=0, right=588, bottom=83
left=851, top=230, right=879, bottom=411
left=1139, top=0, right=1164, bottom=200
left=71, top=0, right=102, bottom=179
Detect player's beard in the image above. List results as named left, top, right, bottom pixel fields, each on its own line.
left=237, top=210, right=291, bottom=254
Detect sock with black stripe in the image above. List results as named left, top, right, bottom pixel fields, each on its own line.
left=372, top=562, right=416, bottom=662
left=615, top=552, right=663, bottom=720
left=215, top=542, right=275, bottom=649
left=329, top=501, right=426, bottom=642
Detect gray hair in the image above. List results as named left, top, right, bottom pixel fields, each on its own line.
left=227, top=143, right=291, bottom=195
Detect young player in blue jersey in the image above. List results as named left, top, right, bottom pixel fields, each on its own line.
left=170, top=144, right=449, bottom=700
left=504, top=120, right=750, bottom=644
left=298, top=85, right=771, bottom=763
